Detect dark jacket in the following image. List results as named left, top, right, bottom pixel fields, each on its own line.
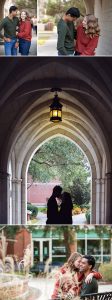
left=46, top=195, right=60, bottom=224
left=80, top=277, right=98, bottom=297
left=59, top=199, right=73, bottom=224
left=57, top=18, right=77, bottom=55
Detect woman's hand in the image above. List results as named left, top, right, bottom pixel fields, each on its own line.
left=85, top=273, right=94, bottom=284
left=15, top=42, right=19, bottom=49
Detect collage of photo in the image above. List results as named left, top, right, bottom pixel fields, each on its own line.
left=0, top=0, right=112, bottom=300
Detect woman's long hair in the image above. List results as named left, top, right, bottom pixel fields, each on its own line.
left=67, top=252, right=82, bottom=272
left=83, top=14, right=100, bottom=38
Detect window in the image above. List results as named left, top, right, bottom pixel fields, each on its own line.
left=77, top=240, right=85, bottom=255
left=87, top=240, right=101, bottom=255
left=52, top=240, right=66, bottom=255
left=103, top=240, right=111, bottom=255
left=34, top=241, right=40, bottom=262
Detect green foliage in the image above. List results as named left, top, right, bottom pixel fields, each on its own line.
left=99, top=263, right=112, bottom=281
left=28, top=137, right=91, bottom=205
left=15, top=0, right=37, bottom=10
left=27, top=203, right=38, bottom=218
left=86, top=210, right=90, bottom=224
left=46, top=0, right=86, bottom=17
left=0, top=226, right=24, bottom=238
left=67, top=178, right=90, bottom=206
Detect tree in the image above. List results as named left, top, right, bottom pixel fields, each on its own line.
left=46, top=0, right=86, bottom=17
left=15, top=0, right=37, bottom=10
left=28, top=137, right=91, bottom=205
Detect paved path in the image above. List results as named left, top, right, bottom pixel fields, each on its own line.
left=38, top=30, right=57, bottom=56
left=29, top=277, right=112, bottom=300
left=35, top=212, right=87, bottom=225
left=0, top=33, right=37, bottom=56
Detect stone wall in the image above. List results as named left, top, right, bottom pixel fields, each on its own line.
left=0, top=0, right=5, bottom=20
left=95, top=0, right=112, bottom=55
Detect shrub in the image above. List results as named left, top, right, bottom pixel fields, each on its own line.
left=99, top=263, right=112, bottom=282
left=86, top=210, right=90, bottom=224
left=27, top=203, right=38, bottom=218
left=73, top=206, right=82, bottom=215
left=82, top=208, right=87, bottom=213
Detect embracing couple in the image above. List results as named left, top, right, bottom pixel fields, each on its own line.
left=46, top=185, right=73, bottom=225
left=57, top=7, right=100, bottom=56
left=52, top=252, right=102, bottom=300
left=0, top=5, right=32, bottom=56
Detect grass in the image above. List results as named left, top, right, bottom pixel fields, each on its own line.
left=38, top=33, right=52, bottom=46
left=27, top=219, right=38, bottom=225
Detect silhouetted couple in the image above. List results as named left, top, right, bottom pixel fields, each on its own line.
left=46, top=185, right=73, bottom=224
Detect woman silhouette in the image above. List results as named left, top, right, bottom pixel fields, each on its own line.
left=60, top=192, right=73, bottom=224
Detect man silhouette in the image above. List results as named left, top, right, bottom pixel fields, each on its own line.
left=46, top=185, right=62, bottom=224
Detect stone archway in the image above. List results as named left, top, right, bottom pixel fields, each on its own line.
left=0, top=57, right=112, bottom=224
left=7, top=91, right=111, bottom=225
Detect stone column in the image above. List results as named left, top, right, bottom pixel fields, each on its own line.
left=14, top=178, right=22, bottom=224
left=84, top=0, right=95, bottom=14
left=91, top=177, right=96, bottom=224
left=21, top=177, right=27, bottom=224
left=105, top=173, right=112, bottom=224
left=95, top=178, right=102, bottom=224
left=0, top=0, right=5, bottom=20
left=100, top=178, right=105, bottom=224
left=0, top=171, right=9, bottom=224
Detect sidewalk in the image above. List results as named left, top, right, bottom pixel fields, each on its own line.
left=0, top=32, right=37, bottom=56
left=29, top=212, right=87, bottom=225
left=29, top=277, right=112, bottom=300
left=38, top=29, right=57, bottom=56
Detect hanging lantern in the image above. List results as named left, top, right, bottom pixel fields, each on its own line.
left=50, top=89, right=63, bottom=122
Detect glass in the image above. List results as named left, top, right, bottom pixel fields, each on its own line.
left=77, top=240, right=85, bottom=255
left=52, top=240, right=66, bottom=255
left=87, top=240, right=101, bottom=255
left=103, top=240, right=111, bottom=255
left=103, top=256, right=111, bottom=263
left=43, top=241, right=49, bottom=259
left=34, top=241, right=40, bottom=262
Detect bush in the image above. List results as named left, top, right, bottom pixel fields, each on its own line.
left=86, top=210, right=90, bottom=224
left=27, top=203, right=38, bottom=218
left=73, top=205, right=82, bottom=215
left=99, top=263, right=112, bottom=282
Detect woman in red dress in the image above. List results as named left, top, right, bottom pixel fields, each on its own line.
left=51, top=252, right=102, bottom=299
left=75, top=15, right=100, bottom=56
left=17, top=11, right=32, bottom=56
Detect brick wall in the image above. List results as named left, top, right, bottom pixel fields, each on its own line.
left=7, top=228, right=31, bottom=260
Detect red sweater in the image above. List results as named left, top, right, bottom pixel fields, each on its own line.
left=18, top=20, right=32, bottom=41
left=75, top=23, right=99, bottom=56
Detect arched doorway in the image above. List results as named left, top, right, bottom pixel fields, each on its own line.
left=0, top=58, right=112, bottom=224
left=7, top=89, right=110, bottom=225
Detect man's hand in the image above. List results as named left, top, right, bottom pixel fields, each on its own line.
left=15, top=42, right=19, bottom=49
left=85, top=273, right=94, bottom=284
left=4, top=37, right=11, bottom=42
